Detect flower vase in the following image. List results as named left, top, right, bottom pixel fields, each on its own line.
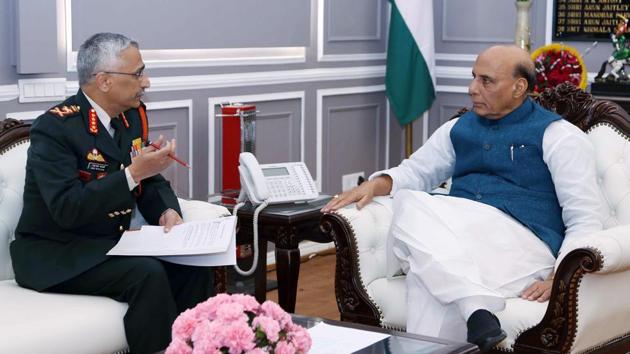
left=514, top=0, right=532, bottom=52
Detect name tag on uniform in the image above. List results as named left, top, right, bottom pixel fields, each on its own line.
left=87, top=162, right=108, bottom=172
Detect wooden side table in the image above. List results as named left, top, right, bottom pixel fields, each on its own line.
left=215, top=194, right=332, bottom=312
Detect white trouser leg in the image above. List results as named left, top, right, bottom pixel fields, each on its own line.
left=390, top=190, right=554, bottom=339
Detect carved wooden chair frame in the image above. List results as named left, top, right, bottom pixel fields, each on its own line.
left=320, top=83, right=630, bottom=353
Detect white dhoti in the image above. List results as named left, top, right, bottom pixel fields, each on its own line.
left=390, top=190, right=554, bottom=341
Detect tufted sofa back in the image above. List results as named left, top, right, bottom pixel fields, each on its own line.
left=0, top=119, right=30, bottom=281
left=588, top=124, right=629, bottom=228
left=531, top=84, right=630, bottom=229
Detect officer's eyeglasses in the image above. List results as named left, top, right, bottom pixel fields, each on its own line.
left=93, top=69, right=145, bottom=79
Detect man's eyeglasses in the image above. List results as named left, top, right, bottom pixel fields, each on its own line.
left=92, top=69, right=145, bottom=79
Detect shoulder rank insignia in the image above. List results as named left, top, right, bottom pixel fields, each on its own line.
left=49, top=105, right=80, bottom=118
left=88, top=108, right=98, bottom=135
left=86, top=148, right=106, bottom=163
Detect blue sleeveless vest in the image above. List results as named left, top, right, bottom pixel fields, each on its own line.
left=449, top=99, right=564, bottom=255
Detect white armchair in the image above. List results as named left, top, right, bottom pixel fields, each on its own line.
left=320, top=83, right=630, bottom=353
left=0, top=118, right=230, bottom=354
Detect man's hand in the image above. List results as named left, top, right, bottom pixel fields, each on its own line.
left=321, top=175, right=392, bottom=212
left=128, top=135, right=177, bottom=182
left=521, top=274, right=554, bottom=302
left=159, top=208, right=183, bottom=233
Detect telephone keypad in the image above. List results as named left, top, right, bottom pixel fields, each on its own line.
left=268, top=178, right=305, bottom=198
left=258, top=161, right=318, bottom=204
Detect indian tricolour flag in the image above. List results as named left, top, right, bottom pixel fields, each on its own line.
left=386, top=0, right=436, bottom=126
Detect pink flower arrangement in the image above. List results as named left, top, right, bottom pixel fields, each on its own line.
left=166, top=294, right=312, bottom=354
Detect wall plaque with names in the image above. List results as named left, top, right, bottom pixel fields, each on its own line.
left=554, top=0, right=630, bottom=41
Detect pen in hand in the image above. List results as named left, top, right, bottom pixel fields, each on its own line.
left=147, top=140, right=192, bottom=169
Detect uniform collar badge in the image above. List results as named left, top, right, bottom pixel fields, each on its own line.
left=86, top=148, right=106, bottom=163
left=119, top=112, right=130, bottom=128
left=88, top=108, right=99, bottom=135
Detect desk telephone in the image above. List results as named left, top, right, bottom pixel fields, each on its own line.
left=233, top=152, right=318, bottom=276
left=237, top=152, right=318, bottom=205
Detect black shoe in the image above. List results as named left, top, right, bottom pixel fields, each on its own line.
left=466, top=309, right=507, bottom=353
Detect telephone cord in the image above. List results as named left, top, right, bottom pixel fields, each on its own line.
left=233, top=200, right=269, bottom=276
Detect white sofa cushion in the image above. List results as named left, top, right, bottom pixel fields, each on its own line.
left=179, top=198, right=231, bottom=222
left=572, top=270, right=630, bottom=353
left=0, top=280, right=128, bottom=354
left=337, top=197, right=394, bottom=286
left=0, top=140, right=28, bottom=280
left=366, top=276, right=406, bottom=330
left=588, top=124, right=630, bottom=228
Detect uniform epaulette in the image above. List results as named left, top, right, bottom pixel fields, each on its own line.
left=49, top=105, right=81, bottom=118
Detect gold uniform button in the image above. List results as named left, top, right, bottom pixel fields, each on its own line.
left=119, top=225, right=124, bottom=231
left=108, top=213, right=114, bottom=218
left=120, top=163, right=124, bottom=170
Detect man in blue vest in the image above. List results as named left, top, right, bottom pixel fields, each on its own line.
left=322, top=45, right=605, bottom=352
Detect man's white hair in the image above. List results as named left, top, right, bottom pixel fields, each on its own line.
left=77, top=32, right=139, bottom=86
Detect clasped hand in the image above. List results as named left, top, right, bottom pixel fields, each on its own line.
left=128, top=135, right=176, bottom=182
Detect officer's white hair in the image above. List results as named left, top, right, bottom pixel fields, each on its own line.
left=77, top=32, right=139, bottom=86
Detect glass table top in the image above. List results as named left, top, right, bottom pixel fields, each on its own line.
left=292, top=315, right=478, bottom=354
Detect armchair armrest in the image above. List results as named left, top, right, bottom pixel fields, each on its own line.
left=557, top=225, right=630, bottom=274
left=514, top=226, right=630, bottom=353
left=320, top=197, right=394, bottom=326
left=178, top=198, right=231, bottom=222
left=177, top=198, right=231, bottom=294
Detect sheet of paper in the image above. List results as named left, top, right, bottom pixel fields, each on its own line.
left=158, top=230, right=236, bottom=266
left=307, top=322, right=390, bottom=354
left=107, top=216, right=236, bottom=256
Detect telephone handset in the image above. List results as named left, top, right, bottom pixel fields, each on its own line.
left=233, top=152, right=318, bottom=276
left=237, top=152, right=318, bottom=205
left=237, top=153, right=270, bottom=204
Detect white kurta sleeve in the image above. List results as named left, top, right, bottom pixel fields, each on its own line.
left=369, top=118, right=458, bottom=194
left=542, top=120, right=606, bottom=260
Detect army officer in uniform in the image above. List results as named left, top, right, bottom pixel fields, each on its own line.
left=10, top=33, right=214, bottom=354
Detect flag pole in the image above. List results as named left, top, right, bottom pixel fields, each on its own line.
left=405, top=123, right=413, bottom=158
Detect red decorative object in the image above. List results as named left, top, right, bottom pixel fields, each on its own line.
left=221, top=104, right=256, bottom=192
left=531, top=44, right=587, bottom=94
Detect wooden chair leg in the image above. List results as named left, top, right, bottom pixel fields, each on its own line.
left=213, top=266, right=227, bottom=294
